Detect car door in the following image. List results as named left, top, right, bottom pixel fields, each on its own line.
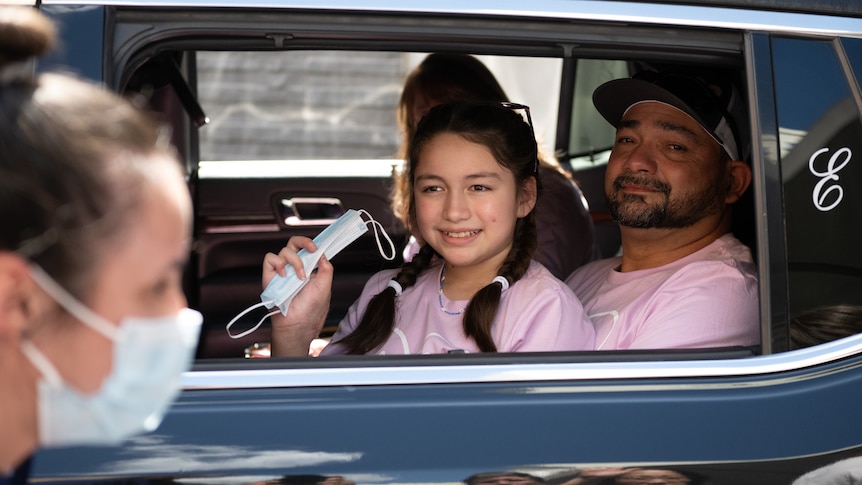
left=29, top=2, right=862, bottom=485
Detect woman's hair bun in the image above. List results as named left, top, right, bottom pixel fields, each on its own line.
left=0, top=6, right=56, bottom=69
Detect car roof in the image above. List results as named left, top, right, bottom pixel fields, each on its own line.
left=36, top=0, right=862, bottom=18
left=643, top=0, right=862, bottom=18
left=34, top=0, right=862, bottom=39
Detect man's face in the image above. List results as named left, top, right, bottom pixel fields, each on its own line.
left=604, top=102, right=728, bottom=229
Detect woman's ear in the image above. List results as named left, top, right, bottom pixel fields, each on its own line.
left=724, top=160, right=752, bottom=204
left=517, top=176, right=538, bottom=217
left=0, top=252, right=39, bottom=340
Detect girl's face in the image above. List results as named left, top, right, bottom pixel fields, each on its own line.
left=29, top=154, right=192, bottom=394
left=413, top=132, right=535, bottom=278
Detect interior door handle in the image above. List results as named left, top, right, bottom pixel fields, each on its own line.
left=278, top=197, right=345, bottom=226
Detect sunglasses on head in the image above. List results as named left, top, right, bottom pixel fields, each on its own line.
left=499, top=101, right=538, bottom=173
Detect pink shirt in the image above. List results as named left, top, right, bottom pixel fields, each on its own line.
left=322, top=260, right=594, bottom=355
left=565, top=233, right=760, bottom=350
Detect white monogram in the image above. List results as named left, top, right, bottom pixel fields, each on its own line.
left=808, top=147, right=851, bottom=212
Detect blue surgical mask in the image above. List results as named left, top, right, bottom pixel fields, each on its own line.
left=21, top=265, right=202, bottom=447
left=226, top=209, right=395, bottom=339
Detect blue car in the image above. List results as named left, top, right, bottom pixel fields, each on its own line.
left=27, top=0, right=862, bottom=483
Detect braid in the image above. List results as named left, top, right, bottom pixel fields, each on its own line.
left=498, top=214, right=537, bottom=282
left=337, top=244, right=438, bottom=354
left=462, top=213, right=537, bottom=352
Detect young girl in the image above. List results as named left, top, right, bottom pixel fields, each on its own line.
left=391, top=53, right=596, bottom=280
left=266, top=102, right=594, bottom=355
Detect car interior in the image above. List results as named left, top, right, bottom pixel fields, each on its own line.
left=114, top=9, right=762, bottom=362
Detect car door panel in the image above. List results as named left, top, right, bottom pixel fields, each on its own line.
left=195, top=175, right=407, bottom=358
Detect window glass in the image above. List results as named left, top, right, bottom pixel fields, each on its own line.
left=473, top=54, right=562, bottom=157
left=197, top=51, right=405, bottom=162
left=840, top=37, right=862, bottom=81
left=196, top=51, right=562, bottom=167
left=568, top=58, right=629, bottom=170
left=772, top=37, right=862, bottom=347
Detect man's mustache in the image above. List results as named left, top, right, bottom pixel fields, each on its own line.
left=612, top=173, right=671, bottom=195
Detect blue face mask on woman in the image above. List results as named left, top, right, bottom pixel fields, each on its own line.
left=20, top=265, right=202, bottom=447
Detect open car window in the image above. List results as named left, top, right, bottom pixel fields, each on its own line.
left=190, top=50, right=568, bottom=359
left=109, top=9, right=783, bottom=365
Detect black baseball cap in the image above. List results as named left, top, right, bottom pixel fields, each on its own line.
left=593, top=72, right=742, bottom=161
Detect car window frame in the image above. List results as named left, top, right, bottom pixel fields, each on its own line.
left=78, top=1, right=862, bottom=379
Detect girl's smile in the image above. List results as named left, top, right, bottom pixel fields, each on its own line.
left=440, top=229, right=481, bottom=244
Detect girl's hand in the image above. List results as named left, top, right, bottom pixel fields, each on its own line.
left=263, top=236, right=316, bottom=283
left=263, top=236, right=334, bottom=357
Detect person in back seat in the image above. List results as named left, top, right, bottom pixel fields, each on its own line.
left=266, top=102, right=594, bottom=355
left=566, top=72, right=760, bottom=350
left=392, top=53, right=596, bottom=280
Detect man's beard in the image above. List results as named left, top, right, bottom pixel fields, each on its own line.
left=607, top=173, right=724, bottom=229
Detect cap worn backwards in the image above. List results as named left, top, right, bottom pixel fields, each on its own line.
left=592, top=72, right=742, bottom=162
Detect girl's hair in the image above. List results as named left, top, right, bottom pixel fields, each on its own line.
left=0, top=6, right=174, bottom=299
left=338, top=102, right=540, bottom=354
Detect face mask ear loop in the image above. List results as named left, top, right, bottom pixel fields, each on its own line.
left=21, top=341, right=64, bottom=388
left=225, top=301, right=279, bottom=339
left=358, top=210, right=396, bottom=261
left=28, top=265, right=119, bottom=341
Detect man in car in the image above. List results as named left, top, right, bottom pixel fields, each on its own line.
left=566, top=72, right=760, bottom=350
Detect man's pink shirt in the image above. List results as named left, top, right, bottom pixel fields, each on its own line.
left=566, top=233, right=760, bottom=350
